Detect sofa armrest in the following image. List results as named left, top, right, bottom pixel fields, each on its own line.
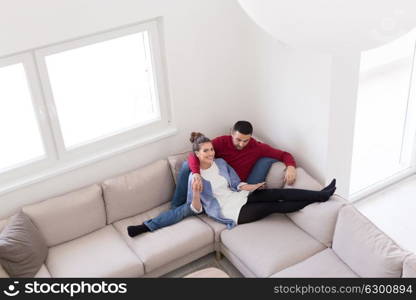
left=284, top=167, right=347, bottom=247
left=0, top=265, right=9, bottom=278
left=286, top=194, right=347, bottom=247
left=403, top=254, right=416, bottom=277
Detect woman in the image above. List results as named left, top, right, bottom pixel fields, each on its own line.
left=127, top=133, right=336, bottom=237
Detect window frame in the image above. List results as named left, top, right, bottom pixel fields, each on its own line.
left=0, top=53, right=57, bottom=185
left=349, top=34, right=416, bottom=201
left=0, top=19, right=176, bottom=195
left=34, top=20, right=172, bottom=161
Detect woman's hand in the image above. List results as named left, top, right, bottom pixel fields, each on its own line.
left=192, top=173, right=203, bottom=192
left=191, top=183, right=202, bottom=212
left=240, top=182, right=266, bottom=192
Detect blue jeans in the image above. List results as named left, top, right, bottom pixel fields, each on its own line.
left=145, top=157, right=278, bottom=232
left=144, top=202, right=196, bottom=232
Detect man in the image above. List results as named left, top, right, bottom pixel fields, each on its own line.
left=171, top=120, right=297, bottom=208
left=127, top=120, right=297, bottom=237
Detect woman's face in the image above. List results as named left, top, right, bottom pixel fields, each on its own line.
left=195, top=142, right=215, bottom=165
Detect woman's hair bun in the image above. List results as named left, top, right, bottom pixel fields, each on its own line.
left=190, top=132, right=204, bottom=143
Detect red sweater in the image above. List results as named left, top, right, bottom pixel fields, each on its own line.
left=188, top=135, right=296, bottom=181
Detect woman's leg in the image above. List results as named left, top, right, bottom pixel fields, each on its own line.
left=246, top=158, right=278, bottom=184
left=237, top=200, right=316, bottom=225
left=170, top=161, right=191, bottom=209
left=246, top=179, right=336, bottom=203
left=128, top=202, right=196, bottom=237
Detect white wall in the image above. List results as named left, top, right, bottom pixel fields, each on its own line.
left=243, top=21, right=361, bottom=198
left=326, top=54, right=361, bottom=197
left=244, top=24, right=333, bottom=184
left=0, top=0, right=363, bottom=218
left=0, top=0, right=256, bottom=218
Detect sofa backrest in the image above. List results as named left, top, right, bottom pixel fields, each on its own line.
left=0, top=218, right=9, bottom=277
left=102, top=159, right=175, bottom=224
left=167, top=151, right=288, bottom=189
left=22, top=184, right=106, bottom=247
left=332, top=205, right=407, bottom=277
left=0, top=219, right=7, bottom=232
left=264, top=162, right=286, bottom=189
left=403, top=254, right=416, bottom=278
left=167, top=151, right=190, bottom=184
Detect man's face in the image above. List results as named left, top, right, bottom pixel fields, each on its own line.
left=231, top=131, right=251, bottom=150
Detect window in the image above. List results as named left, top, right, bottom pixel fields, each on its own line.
left=0, top=19, right=174, bottom=194
left=350, top=29, right=416, bottom=197
left=0, top=62, right=44, bottom=172
left=43, top=31, right=159, bottom=150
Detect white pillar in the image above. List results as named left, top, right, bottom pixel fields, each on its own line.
left=326, top=53, right=361, bottom=199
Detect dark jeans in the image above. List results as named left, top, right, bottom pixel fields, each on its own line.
left=237, top=188, right=329, bottom=225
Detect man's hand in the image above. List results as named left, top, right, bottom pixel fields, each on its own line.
left=240, top=182, right=266, bottom=192
left=192, top=173, right=203, bottom=192
left=284, top=166, right=296, bottom=185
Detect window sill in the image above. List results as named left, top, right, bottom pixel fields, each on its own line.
left=0, top=126, right=177, bottom=196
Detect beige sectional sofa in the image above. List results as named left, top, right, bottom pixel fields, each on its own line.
left=0, top=153, right=415, bottom=278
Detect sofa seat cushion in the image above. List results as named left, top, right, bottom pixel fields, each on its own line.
left=333, top=205, right=407, bottom=277
left=221, top=214, right=325, bottom=277
left=0, top=264, right=51, bottom=278
left=112, top=203, right=214, bottom=274
left=197, top=215, right=227, bottom=245
left=270, top=248, right=358, bottom=277
left=46, top=225, right=143, bottom=277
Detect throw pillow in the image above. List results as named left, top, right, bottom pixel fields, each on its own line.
left=0, top=211, right=48, bottom=277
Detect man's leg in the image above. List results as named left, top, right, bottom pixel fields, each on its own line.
left=246, top=157, right=278, bottom=184
left=246, top=184, right=335, bottom=204
left=171, top=161, right=191, bottom=209
left=144, top=203, right=196, bottom=232
left=237, top=200, right=315, bottom=225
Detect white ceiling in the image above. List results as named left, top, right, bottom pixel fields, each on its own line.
left=238, top=0, right=416, bottom=53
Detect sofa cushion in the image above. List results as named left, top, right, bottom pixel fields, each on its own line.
left=197, top=214, right=227, bottom=248
left=0, top=219, right=7, bottom=232
left=287, top=195, right=346, bottom=247
left=333, top=205, right=407, bottom=277
left=112, top=203, right=214, bottom=274
left=403, top=254, right=416, bottom=278
left=270, top=248, right=358, bottom=277
left=167, top=151, right=190, bottom=184
left=283, top=167, right=323, bottom=190
left=22, top=184, right=105, bottom=247
left=220, top=214, right=325, bottom=277
left=46, top=225, right=143, bottom=277
left=264, top=162, right=286, bottom=189
left=102, top=160, right=175, bottom=224
left=0, top=211, right=48, bottom=278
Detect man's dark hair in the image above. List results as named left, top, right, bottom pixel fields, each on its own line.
left=232, top=121, right=253, bottom=135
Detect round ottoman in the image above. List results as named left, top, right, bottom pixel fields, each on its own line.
left=184, top=267, right=229, bottom=278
